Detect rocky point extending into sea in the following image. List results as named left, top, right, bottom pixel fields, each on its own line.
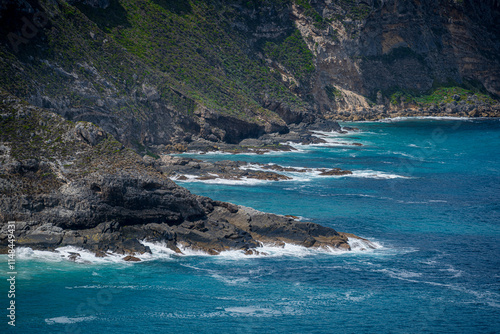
left=0, top=91, right=375, bottom=261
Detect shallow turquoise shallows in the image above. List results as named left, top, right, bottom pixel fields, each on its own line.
left=1, top=118, right=499, bottom=333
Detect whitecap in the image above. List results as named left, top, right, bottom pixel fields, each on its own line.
left=348, top=170, right=411, bottom=179
left=45, top=316, right=96, bottom=325
left=173, top=174, right=271, bottom=185
left=224, top=306, right=282, bottom=317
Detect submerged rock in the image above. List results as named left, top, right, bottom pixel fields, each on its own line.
left=319, top=168, right=353, bottom=176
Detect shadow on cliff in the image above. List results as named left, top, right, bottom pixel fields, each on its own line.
left=75, top=0, right=131, bottom=31
left=152, top=0, right=192, bottom=15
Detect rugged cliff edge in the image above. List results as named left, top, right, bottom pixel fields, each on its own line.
left=1, top=0, right=498, bottom=258
left=0, top=91, right=368, bottom=258
left=0, top=0, right=499, bottom=156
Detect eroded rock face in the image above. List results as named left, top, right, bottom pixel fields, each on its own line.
left=1, top=0, right=498, bottom=157
left=292, top=0, right=500, bottom=113
left=0, top=176, right=356, bottom=255
left=0, top=91, right=363, bottom=257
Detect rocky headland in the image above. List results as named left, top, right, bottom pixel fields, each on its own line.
left=1, top=0, right=500, bottom=261
left=0, top=91, right=373, bottom=260
left=158, top=155, right=353, bottom=183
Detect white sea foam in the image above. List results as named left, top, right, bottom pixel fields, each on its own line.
left=45, top=316, right=96, bottom=325
left=17, top=246, right=147, bottom=265
left=211, top=274, right=250, bottom=286
left=197, top=239, right=382, bottom=260
left=376, top=116, right=476, bottom=123
left=172, top=173, right=270, bottom=185
left=289, top=138, right=365, bottom=149
left=377, top=268, right=423, bottom=279
left=343, top=291, right=374, bottom=302
left=174, top=164, right=410, bottom=184
left=348, top=170, right=411, bottom=179
left=347, top=237, right=383, bottom=252
left=440, top=265, right=464, bottom=278
left=15, top=236, right=383, bottom=265
left=138, top=241, right=177, bottom=261
left=17, top=246, right=120, bottom=264
left=373, top=265, right=500, bottom=308
left=224, top=306, right=286, bottom=317
left=152, top=304, right=302, bottom=319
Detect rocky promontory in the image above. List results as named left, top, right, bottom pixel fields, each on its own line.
left=157, top=155, right=352, bottom=183
left=0, top=91, right=371, bottom=259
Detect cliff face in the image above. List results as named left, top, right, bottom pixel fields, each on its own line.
left=296, top=0, right=500, bottom=114
left=0, top=0, right=496, bottom=256
left=0, top=0, right=498, bottom=151
left=0, top=90, right=357, bottom=256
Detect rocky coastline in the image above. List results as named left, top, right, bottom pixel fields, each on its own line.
left=158, top=156, right=352, bottom=183
left=157, top=103, right=500, bottom=155
left=1, top=90, right=497, bottom=261
left=326, top=102, right=500, bottom=122
left=0, top=91, right=374, bottom=261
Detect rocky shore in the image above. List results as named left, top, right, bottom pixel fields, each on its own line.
left=157, top=156, right=352, bottom=183
left=157, top=119, right=365, bottom=154
left=156, top=104, right=500, bottom=155
left=327, top=102, right=500, bottom=122
left=0, top=91, right=372, bottom=261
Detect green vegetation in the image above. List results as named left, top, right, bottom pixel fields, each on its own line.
left=413, top=87, right=496, bottom=105
left=0, top=0, right=312, bottom=139
left=384, top=85, right=497, bottom=107
left=338, top=0, right=372, bottom=21
left=83, top=0, right=307, bottom=117
left=325, top=85, right=342, bottom=101
left=264, top=29, right=315, bottom=82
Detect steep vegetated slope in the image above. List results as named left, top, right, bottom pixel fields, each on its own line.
left=0, top=0, right=499, bottom=153
left=1, top=0, right=498, bottom=255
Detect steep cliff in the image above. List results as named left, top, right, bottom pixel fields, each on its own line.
left=0, top=0, right=498, bottom=152
left=0, top=90, right=360, bottom=256
left=0, top=0, right=496, bottom=256
left=293, top=0, right=500, bottom=116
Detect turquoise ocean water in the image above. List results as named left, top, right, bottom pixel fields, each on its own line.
left=1, top=118, right=499, bottom=333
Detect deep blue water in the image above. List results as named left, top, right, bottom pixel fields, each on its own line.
left=1, top=118, right=499, bottom=333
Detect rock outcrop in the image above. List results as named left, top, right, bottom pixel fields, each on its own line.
left=158, top=155, right=353, bottom=182
left=0, top=0, right=498, bottom=157
left=0, top=91, right=366, bottom=257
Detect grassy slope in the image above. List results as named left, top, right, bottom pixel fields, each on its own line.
left=0, top=0, right=320, bottom=129
left=0, top=0, right=497, bottom=133
left=0, top=89, right=160, bottom=196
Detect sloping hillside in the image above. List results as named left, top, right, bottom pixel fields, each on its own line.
left=0, top=0, right=499, bottom=151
